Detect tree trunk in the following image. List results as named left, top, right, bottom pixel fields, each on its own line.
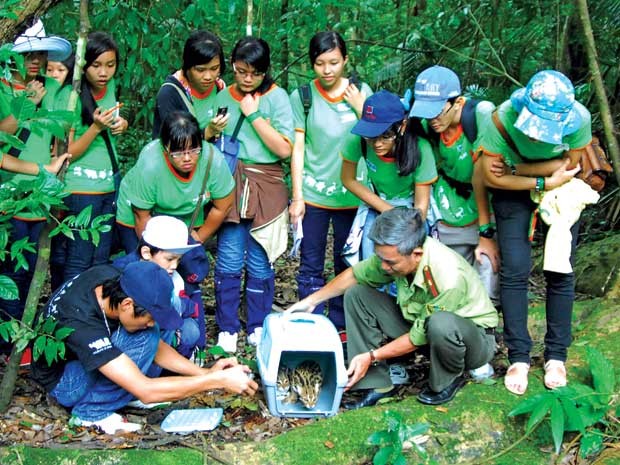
left=279, top=0, right=289, bottom=90
left=575, top=0, right=620, bottom=187
left=246, top=0, right=253, bottom=36
left=0, top=0, right=64, bottom=43
left=0, top=0, right=91, bottom=414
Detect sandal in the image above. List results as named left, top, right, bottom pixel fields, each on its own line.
left=544, top=360, right=567, bottom=389
left=504, top=362, right=530, bottom=395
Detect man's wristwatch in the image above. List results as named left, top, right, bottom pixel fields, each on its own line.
left=369, top=350, right=379, bottom=366
left=479, top=223, right=496, bottom=239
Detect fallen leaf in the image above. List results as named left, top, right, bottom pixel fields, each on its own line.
left=324, top=440, right=335, bottom=449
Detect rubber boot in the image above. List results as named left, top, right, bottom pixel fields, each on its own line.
left=245, top=275, right=275, bottom=334
left=214, top=273, right=242, bottom=333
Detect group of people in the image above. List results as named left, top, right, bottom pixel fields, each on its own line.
left=0, top=19, right=597, bottom=433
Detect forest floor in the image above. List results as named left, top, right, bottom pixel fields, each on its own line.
left=0, top=235, right=594, bottom=453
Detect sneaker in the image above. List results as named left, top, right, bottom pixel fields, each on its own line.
left=247, top=328, right=263, bottom=347
left=126, top=399, right=172, bottom=409
left=216, top=331, right=238, bottom=353
left=469, top=363, right=495, bottom=382
left=72, top=413, right=141, bottom=434
left=20, top=347, right=32, bottom=368
left=389, top=364, right=411, bottom=385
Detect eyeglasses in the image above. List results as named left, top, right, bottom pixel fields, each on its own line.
left=430, top=102, right=455, bottom=120
left=233, top=64, right=265, bottom=79
left=363, top=131, right=398, bottom=143
left=167, top=147, right=201, bottom=159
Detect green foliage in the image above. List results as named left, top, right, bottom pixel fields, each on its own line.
left=367, top=411, right=436, bottom=465
left=508, top=348, right=616, bottom=456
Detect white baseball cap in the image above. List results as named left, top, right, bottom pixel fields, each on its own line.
left=142, top=216, right=201, bottom=255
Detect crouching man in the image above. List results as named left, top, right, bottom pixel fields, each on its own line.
left=30, top=261, right=257, bottom=433
left=288, top=208, right=498, bottom=408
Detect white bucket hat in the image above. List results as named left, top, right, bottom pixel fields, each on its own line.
left=142, top=216, right=201, bottom=255
left=12, top=19, right=72, bottom=62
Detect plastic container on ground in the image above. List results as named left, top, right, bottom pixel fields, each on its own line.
left=256, top=311, right=347, bottom=418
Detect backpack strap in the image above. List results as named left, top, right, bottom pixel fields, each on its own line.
left=460, top=98, right=480, bottom=143
left=491, top=110, right=521, bottom=157
left=188, top=144, right=214, bottom=231
left=299, top=83, right=312, bottom=121
left=162, top=81, right=196, bottom=118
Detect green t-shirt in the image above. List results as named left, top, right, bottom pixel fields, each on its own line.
left=341, top=134, right=437, bottom=201
left=59, top=82, right=120, bottom=194
left=213, top=84, right=294, bottom=165
left=0, top=88, right=11, bottom=120
left=1, top=76, right=61, bottom=220
left=352, top=237, right=498, bottom=346
left=192, top=86, right=219, bottom=130
left=116, top=140, right=235, bottom=227
left=430, top=99, right=495, bottom=226
left=290, top=79, right=373, bottom=208
left=477, top=100, right=592, bottom=166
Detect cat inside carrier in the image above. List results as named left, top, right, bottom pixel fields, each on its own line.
left=257, top=311, right=348, bottom=418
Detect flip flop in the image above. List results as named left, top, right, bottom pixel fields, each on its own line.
left=504, top=362, right=530, bottom=395
left=544, top=360, right=567, bottom=389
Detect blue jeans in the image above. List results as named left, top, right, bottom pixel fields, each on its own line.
left=215, top=220, right=274, bottom=334
left=297, top=205, right=356, bottom=329
left=50, top=325, right=160, bottom=421
left=62, top=193, right=116, bottom=282
left=492, top=189, right=578, bottom=364
left=0, top=219, right=45, bottom=320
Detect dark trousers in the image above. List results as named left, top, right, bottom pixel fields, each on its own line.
left=492, top=189, right=578, bottom=364
left=297, top=204, right=356, bottom=329
left=61, top=193, right=116, bottom=282
left=344, top=285, right=495, bottom=392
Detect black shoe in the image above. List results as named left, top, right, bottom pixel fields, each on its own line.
left=417, top=376, right=466, bottom=405
left=343, top=388, right=397, bottom=410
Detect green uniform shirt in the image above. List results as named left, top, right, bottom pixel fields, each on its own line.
left=192, top=86, right=219, bottom=130
left=478, top=100, right=592, bottom=165
left=1, top=76, right=61, bottom=220
left=59, top=82, right=120, bottom=194
left=116, top=140, right=235, bottom=227
left=352, top=237, right=498, bottom=346
left=431, top=99, right=495, bottom=226
left=213, top=84, right=294, bottom=165
left=290, top=79, right=373, bottom=208
left=0, top=88, right=11, bottom=120
left=341, top=134, right=437, bottom=201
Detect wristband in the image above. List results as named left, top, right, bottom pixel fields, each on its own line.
left=509, top=164, right=517, bottom=176
left=535, top=177, right=545, bottom=192
left=369, top=350, right=379, bottom=366
left=246, top=111, right=262, bottom=123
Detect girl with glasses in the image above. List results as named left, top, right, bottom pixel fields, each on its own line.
left=288, top=31, right=372, bottom=332
left=211, top=37, right=294, bottom=352
left=341, top=90, right=437, bottom=262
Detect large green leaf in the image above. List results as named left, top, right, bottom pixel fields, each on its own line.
left=526, top=395, right=553, bottom=432
left=579, top=430, right=604, bottom=459
left=367, top=430, right=391, bottom=446
left=586, top=347, right=615, bottom=400
left=550, top=400, right=565, bottom=454
left=508, top=392, right=548, bottom=416
left=0, top=274, right=18, bottom=300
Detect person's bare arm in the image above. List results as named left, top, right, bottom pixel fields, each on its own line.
left=287, top=267, right=358, bottom=313
left=67, top=107, right=118, bottom=159
left=132, top=207, right=152, bottom=239
left=0, top=114, right=18, bottom=134
left=194, top=191, right=234, bottom=243
left=413, top=183, right=430, bottom=221
left=98, top=350, right=257, bottom=403
left=240, top=94, right=292, bottom=159
left=288, top=131, right=306, bottom=226
left=345, top=334, right=416, bottom=390
left=341, top=159, right=391, bottom=212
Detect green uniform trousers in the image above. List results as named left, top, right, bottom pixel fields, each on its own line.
left=344, top=284, right=496, bottom=392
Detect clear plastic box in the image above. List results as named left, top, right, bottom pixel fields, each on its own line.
left=257, top=311, right=347, bottom=418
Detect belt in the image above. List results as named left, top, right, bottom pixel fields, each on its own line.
left=484, top=327, right=496, bottom=336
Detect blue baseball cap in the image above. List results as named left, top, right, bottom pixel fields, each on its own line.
left=351, top=90, right=406, bottom=138
left=511, top=70, right=582, bottom=145
left=409, top=65, right=461, bottom=119
left=120, top=261, right=182, bottom=330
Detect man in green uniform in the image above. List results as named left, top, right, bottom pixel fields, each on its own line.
left=287, top=207, right=498, bottom=407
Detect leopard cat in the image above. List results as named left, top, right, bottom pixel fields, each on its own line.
left=290, top=360, right=323, bottom=409
left=276, top=365, right=298, bottom=404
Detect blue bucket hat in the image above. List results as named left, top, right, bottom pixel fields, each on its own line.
left=511, top=70, right=582, bottom=145
left=120, top=261, right=182, bottom=330
left=351, top=90, right=406, bottom=138
left=409, top=65, right=461, bottom=119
